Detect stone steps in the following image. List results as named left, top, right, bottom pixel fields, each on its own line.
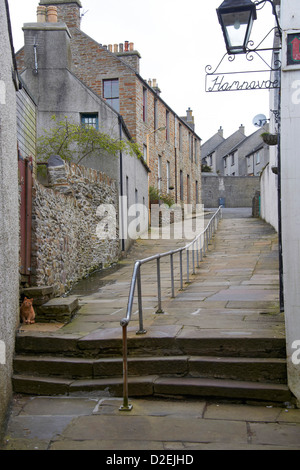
left=12, top=374, right=292, bottom=404
left=13, top=354, right=287, bottom=384
left=13, top=332, right=293, bottom=404
left=15, top=331, right=287, bottom=358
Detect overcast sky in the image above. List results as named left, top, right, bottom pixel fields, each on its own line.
left=8, top=0, right=276, bottom=142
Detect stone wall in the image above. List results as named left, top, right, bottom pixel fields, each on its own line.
left=30, top=159, right=120, bottom=295
left=202, top=174, right=260, bottom=208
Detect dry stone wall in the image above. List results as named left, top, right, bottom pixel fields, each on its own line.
left=31, top=160, right=120, bottom=295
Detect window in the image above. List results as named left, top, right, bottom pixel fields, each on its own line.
left=103, top=79, right=119, bottom=112
left=187, top=175, right=190, bottom=204
left=143, top=144, right=147, bottom=163
left=143, top=87, right=147, bottom=122
left=194, top=139, right=197, bottom=164
left=231, top=153, right=235, bottom=166
left=179, top=123, right=182, bottom=151
left=81, top=113, right=98, bottom=129
left=180, top=170, right=184, bottom=201
left=166, top=111, right=170, bottom=141
left=154, top=99, right=158, bottom=130
left=158, top=155, right=162, bottom=192
left=167, top=161, right=170, bottom=194
left=256, top=151, right=260, bottom=165
left=189, top=134, right=193, bottom=162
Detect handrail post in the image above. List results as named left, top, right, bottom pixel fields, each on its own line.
left=179, top=250, right=183, bottom=290
left=186, top=249, right=190, bottom=283
left=200, top=233, right=203, bottom=261
left=170, top=253, right=175, bottom=298
left=192, top=242, right=195, bottom=275
left=119, top=323, right=133, bottom=411
left=156, top=257, right=164, bottom=313
left=136, top=263, right=146, bottom=334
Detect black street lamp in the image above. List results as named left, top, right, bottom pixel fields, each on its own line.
left=217, top=0, right=281, bottom=56
left=217, top=0, right=257, bottom=54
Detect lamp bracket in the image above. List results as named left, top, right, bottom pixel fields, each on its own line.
left=254, top=0, right=282, bottom=39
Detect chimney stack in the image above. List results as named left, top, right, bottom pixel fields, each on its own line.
left=152, top=79, right=161, bottom=95
left=46, top=6, right=58, bottom=23
left=37, top=5, right=47, bottom=22
left=218, top=126, right=223, bottom=137
left=114, top=41, right=141, bottom=73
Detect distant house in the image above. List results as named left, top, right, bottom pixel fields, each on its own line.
left=202, top=124, right=269, bottom=177
left=201, top=126, right=225, bottom=173
left=223, top=126, right=269, bottom=177
left=202, top=125, right=246, bottom=175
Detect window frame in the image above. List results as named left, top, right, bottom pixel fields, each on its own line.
left=103, top=78, right=120, bottom=112
left=80, top=113, right=99, bottom=130
left=143, top=87, right=147, bottom=122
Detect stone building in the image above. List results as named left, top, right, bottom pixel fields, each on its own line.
left=16, top=0, right=202, bottom=210
left=202, top=124, right=269, bottom=177
left=16, top=2, right=150, bottom=252
left=202, top=125, right=246, bottom=175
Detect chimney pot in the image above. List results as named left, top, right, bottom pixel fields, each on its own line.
left=129, top=42, right=134, bottom=51
left=47, top=6, right=58, bottom=23
left=124, top=41, right=129, bottom=51
left=114, top=44, right=118, bottom=53
left=37, top=5, right=47, bottom=23
left=119, top=43, right=123, bottom=52
left=108, top=44, right=112, bottom=52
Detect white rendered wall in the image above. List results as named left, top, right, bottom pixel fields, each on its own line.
left=280, top=0, right=300, bottom=405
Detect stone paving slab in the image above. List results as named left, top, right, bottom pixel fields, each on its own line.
left=2, top=396, right=300, bottom=450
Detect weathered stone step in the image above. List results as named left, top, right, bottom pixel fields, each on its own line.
left=36, top=296, right=79, bottom=322
left=13, top=355, right=287, bottom=384
left=12, top=374, right=293, bottom=404
left=15, top=330, right=287, bottom=358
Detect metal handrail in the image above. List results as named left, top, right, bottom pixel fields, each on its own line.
left=119, top=206, right=223, bottom=411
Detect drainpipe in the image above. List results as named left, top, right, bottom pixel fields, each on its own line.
left=119, top=116, right=125, bottom=252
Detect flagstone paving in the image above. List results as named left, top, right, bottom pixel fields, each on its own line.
left=4, top=208, right=300, bottom=451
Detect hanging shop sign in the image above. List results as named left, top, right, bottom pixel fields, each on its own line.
left=206, top=71, right=280, bottom=92
left=205, top=41, right=281, bottom=93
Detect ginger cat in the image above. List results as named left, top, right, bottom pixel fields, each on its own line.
left=20, top=297, right=35, bottom=324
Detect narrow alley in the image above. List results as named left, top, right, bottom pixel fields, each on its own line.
left=2, top=209, right=300, bottom=451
